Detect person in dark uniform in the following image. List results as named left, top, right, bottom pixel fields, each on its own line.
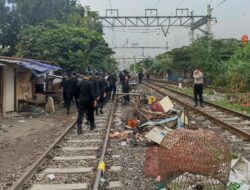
left=107, top=72, right=118, bottom=101
left=118, top=71, right=124, bottom=85
left=98, top=72, right=108, bottom=114
left=138, top=71, right=144, bottom=83
left=105, top=73, right=111, bottom=101
left=146, top=73, right=150, bottom=81
left=76, top=73, right=96, bottom=134
left=93, top=73, right=101, bottom=116
left=66, top=72, right=78, bottom=114
left=60, top=74, right=68, bottom=107
left=121, top=70, right=131, bottom=104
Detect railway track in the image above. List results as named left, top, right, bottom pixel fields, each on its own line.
left=10, top=101, right=117, bottom=190
left=143, top=81, right=250, bottom=141
left=9, top=82, right=250, bottom=190
left=150, top=78, right=249, bottom=93
left=143, top=81, right=250, bottom=160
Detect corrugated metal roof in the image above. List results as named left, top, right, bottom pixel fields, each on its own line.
left=0, top=56, right=61, bottom=76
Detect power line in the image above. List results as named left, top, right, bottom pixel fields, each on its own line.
left=77, top=0, right=83, bottom=7
left=155, top=0, right=161, bottom=7
left=218, top=0, right=227, bottom=6
left=109, top=0, right=112, bottom=9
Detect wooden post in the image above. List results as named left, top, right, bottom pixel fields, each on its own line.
left=2, top=65, right=6, bottom=117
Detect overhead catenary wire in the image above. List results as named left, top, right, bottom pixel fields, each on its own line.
left=108, top=0, right=112, bottom=9
left=77, top=0, right=83, bottom=7
left=155, top=0, right=161, bottom=8
left=217, top=0, right=227, bottom=6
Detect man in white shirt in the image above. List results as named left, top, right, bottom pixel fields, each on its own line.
left=193, top=69, right=204, bottom=107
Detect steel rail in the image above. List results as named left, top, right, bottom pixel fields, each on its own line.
left=11, top=120, right=77, bottom=190
left=151, top=78, right=249, bottom=94
left=93, top=101, right=116, bottom=190
left=143, top=81, right=250, bottom=141
left=148, top=80, right=250, bottom=120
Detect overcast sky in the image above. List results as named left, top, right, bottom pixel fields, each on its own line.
left=79, top=0, right=250, bottom=69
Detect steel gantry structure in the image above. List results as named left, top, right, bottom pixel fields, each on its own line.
left=97, top=5, right=216, bottom=69
left=99, top=6, right=216, bottom=37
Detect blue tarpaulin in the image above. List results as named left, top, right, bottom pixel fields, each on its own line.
left=19, top=59, right=61, bottom=76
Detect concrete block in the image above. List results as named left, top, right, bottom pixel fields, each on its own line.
left=42, top=167, right=93, bottom=174
left=106, top=181, right=122, bottom=189
left=30, top=183, right=88, bottom=190
left=53, top=155, right=96, bottom=161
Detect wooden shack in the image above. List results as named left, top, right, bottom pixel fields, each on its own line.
left=0, top=56, right=61, bottom=116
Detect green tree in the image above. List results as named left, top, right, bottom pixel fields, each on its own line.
left=9, top=0, right=77, bottom=25
left=169, top=47, right=191, bottom=78
left=16, top=20, right=114, bottom=71
left=0, top=0, right=78, bottom=55
left=226, top=45, right=250, bottom=90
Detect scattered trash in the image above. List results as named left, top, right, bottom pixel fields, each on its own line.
left=139, top=116, right=178, bottom=128
left=110, top=131, right=133, bottom=140
left=114, top=118, right=123, bottom=126
left=47, top=173, right=55, bottom=180
left=228, top=158, right=250, bottom=189
left=145, top=126, right=171, bottom=144
left=121, top=141, right=127, bottom=146
left=158, top=96, right=174, bottom=113
left=126, top=109, right=141, bottom=129
left=155, top=176, right=161, bottom=182
left=144, top=146, right=159, bottom=178
left=149, top=96, right=174, bottom=113
left=127, top=119, right=140, bottom=129
left=147, top=96, right=157, bottom=105
left=190, top=121, right=196, bottom=125
left=181, top=112, right=189, bottom=125
left=18, top=120, right=26, bottom=123
left=47, top=96, right=55, bottom=114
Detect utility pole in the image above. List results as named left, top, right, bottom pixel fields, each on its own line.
left=133, top=55, right=136, bottom=73
left=207, top=4, right=212, bottom=35
left=84, top=6, right=89, bottom=17
left=190, top=11, right=195, bottom=42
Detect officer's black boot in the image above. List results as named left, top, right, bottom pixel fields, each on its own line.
left=90, top=124, right=96, bottom=131
left=85, top=121, right=89, bottom=125
left=77, top=125, right=82, bottom=135
left=100, top=109, right=103, bottom=114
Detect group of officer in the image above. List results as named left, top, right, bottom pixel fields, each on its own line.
left=60, top=71, right=118, bottom=134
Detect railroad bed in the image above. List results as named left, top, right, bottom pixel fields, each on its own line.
left=10, top=82, right=250, bottom=190
left=11, top=102, right=117, bottom=190
left=10, top=94, right=156, bottom=190
left=143, top=81, right=250, bottom=159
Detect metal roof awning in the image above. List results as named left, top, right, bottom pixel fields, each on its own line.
left=0, top=56, right=61, bottom=76
left=19, top=59, right=61, bottom=76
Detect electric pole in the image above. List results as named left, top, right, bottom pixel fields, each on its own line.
left=191, top=11, right=195, bottom=42
left=207, top=4, right=212, bottom=35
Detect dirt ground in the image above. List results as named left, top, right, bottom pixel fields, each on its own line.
left=0, top=107, right=77, bottom=190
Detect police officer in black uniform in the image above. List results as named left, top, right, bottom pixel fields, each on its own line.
left=66, top=72, right=78, bottom=114
left=98, top=72, right=108, bottom=113
left=107, top=72, right=118, bottom=101
left=121, top=70, right=131, bottom=104
left=60, top=74, right=68, bottom=107
left=93, top=72, right=101, bottom=115
left=76, top=73, right=96, bottom=134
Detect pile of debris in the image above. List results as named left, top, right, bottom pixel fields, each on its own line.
left=110, top=94, right=250, bottom=190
